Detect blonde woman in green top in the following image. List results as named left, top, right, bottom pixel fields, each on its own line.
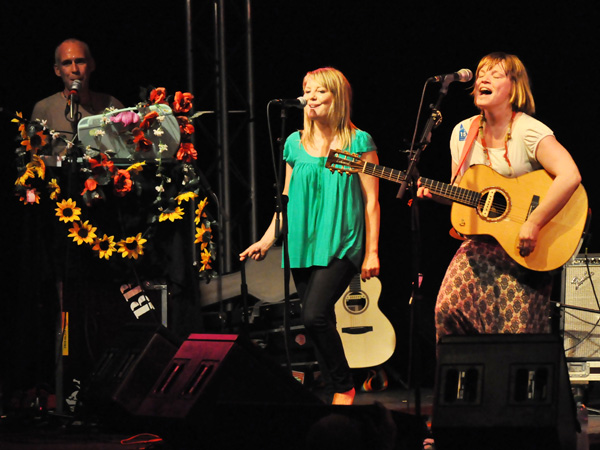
left=240, top=67, right=380, bottom=405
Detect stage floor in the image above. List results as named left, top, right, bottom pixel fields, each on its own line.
left=1, top=386, right=598, bottom=450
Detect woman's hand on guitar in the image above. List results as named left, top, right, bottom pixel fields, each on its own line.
left=416, top=179, right=432, bottom=199
left=361, top=253, right=380, bottom=281
left=518, top=221, right=541, bottom=257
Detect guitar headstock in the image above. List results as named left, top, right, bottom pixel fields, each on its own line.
left=325, top=149, right=365, bottom=175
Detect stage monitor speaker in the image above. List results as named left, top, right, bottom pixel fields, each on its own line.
left=80, top=323, right=181, bottom=419
left=135, top=333, right=322, bottom=420
left=432, top=334, right=578, bottom=450
left=562, top=254, right=600, bottom=361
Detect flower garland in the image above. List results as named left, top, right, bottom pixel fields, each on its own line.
left=13, top=87, right=216, bottom=278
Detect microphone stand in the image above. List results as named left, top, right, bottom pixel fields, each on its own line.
left=397, top=78, right=450, bottom=419
left=67, top=91, right=80, bottom=126
left=274, top=106, right=293, bottom=373
left=55, top=91, right=81, bottom=415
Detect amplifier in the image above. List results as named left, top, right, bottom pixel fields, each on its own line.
left=561, top=254, right=600, bottom=381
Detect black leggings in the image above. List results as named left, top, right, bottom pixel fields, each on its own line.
left=292, top=257, right=357, bottom=395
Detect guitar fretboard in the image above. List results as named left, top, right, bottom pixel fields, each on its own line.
left=420, top=177, right=481, bottom=208
left=349, top=274, right=362, bottom=293
left=362, top=161, right=480, bottom=207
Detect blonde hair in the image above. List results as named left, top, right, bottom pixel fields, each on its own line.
left=301, top=67, right=356, bottom=150
left=474, top=52, right=535, bottom=115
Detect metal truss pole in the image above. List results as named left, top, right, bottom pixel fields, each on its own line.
left=214, top=0, right=233, bottom=273
left=185, top=0, right=256, bottom=275
left=245, top=0, right=257, bottom=242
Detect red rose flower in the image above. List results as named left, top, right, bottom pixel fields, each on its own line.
left=177, top=116, right=195, bottom=136
left=113, top=169, right=133, bottom=197
left=132, top=128, right=153, bottom=152
left=140, top=111, right=159, bottom=131
left=176, top=142, right=197, bottom=162
left=172, top=91, right=194, bottom=114
left=150, top=87, right=168, bottom=104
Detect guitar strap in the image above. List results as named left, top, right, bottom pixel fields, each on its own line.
left=451, top=115, right=482, bottom=186
left=449, top=115, right=482, bottom=241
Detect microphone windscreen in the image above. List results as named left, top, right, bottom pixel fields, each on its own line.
left=457, top=69, right=473, bottom=82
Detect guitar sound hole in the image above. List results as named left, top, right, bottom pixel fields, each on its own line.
left=478, top=190, right=508, bottom=220
left=344, top=291, right=368, bottom=314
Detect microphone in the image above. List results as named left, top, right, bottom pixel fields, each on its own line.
left=68, top=80, right=81, bottom=121
left=69, top=80, right=81, bottom=102
left=272, top=97, right=307, bottom=109
left=428, top=69, right=473, bottom=84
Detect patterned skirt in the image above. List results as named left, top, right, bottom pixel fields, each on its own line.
left=435, top=237, right=553, bottom=342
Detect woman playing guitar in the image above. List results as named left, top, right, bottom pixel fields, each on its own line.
left=417, top=52, right=582, bottom=342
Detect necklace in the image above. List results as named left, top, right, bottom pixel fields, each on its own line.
left=478, top=111, right=516, bottom=173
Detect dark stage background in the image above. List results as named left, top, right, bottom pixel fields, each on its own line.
left=1, top=0, right=599, bottom=407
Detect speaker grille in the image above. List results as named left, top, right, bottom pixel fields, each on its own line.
left=562, top=254, right=600, bottom=359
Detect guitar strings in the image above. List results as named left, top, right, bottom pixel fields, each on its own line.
left=336, top=160, right=534, bottom=224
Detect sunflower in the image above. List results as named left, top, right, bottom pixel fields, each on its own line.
left=15, top=168, right=34, bottom=186
left=55, top=199, right=82, bottom=223
left=195, top=197, right=208, bottom=224
left=117, top=233, right=147, bottom=259
left=21, top=130, right=49, bottom=152
left=159, top=206, right=185, bottom=222
left=195, top=222, right=212, bottom=249
left=68, top=220, right=97, bottom=246
left=126, top=162, right=145, bottom=175
left=200, top=248, right=212, bottom=271
left=11, top=112, right=27, bottom=139
left=92, top=235, right=117, bottom=260
left=175, top=191, right=198, bottom=205
left=27, top=154, right=46, bottom=179
left=47, top=179, right=61, bottom=200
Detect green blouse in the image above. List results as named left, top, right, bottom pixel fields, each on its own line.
left=283, top=129, right=376, bottom=269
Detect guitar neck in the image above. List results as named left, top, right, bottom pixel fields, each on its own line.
left=362, top=161, right=479, bottom=207
left=349, top=274, right=362, bottom=292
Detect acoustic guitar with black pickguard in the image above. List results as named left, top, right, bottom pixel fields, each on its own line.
left=326, top=149, right=589, bottom=272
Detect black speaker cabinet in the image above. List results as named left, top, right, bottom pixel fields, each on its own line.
left=80, top=323, right=181, bottom=418
left=432, top=334, right=578, bottom=450
left=136, top=333, right=322, bottom=420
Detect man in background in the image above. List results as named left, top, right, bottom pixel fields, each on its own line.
left=32, top=38, right=124, bottom=155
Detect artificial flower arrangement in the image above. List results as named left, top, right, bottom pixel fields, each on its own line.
left=13, top=87, right=216, bottom=279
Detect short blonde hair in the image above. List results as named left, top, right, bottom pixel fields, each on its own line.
left=301, top=67, right=356, bottom=150
left=474, top=52, right=535, bottom=115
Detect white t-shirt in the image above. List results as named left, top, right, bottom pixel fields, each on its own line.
left=450, top=113, right=554, bottom=178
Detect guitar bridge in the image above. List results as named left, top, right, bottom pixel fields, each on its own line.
left=341, top=326, right=374, bottom=335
